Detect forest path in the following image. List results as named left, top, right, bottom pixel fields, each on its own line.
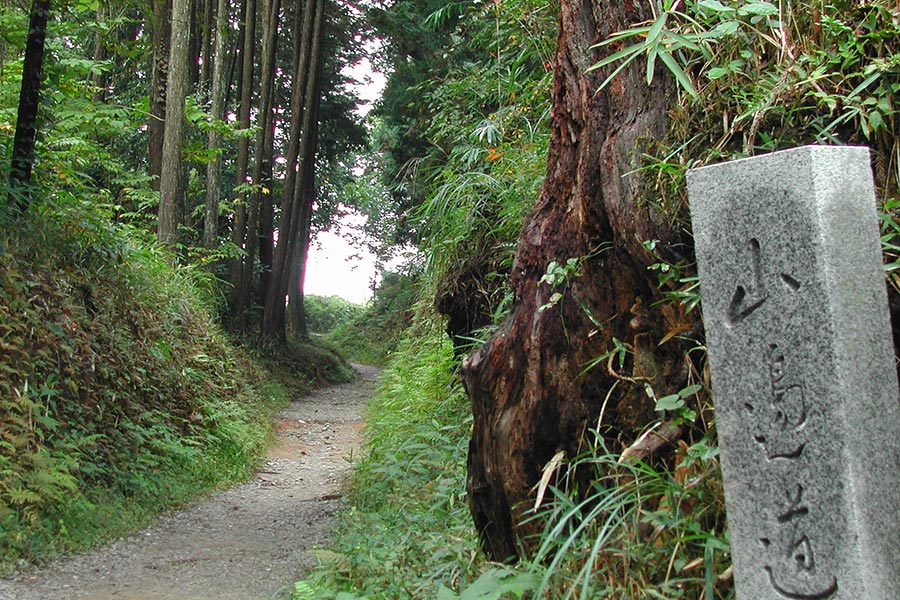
left=0, top=364, right=379, bottom=600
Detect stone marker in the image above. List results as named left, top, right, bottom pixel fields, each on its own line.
left=686, top=145, right=900, bottom=600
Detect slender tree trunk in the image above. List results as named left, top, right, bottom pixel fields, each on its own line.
left=202, top=0, right=229, bottom=248
left=91, top=2, right=108, bottom=102
left=235, top=0, right=279, bottom=323
left=285, top=127, right=318, bottom=337
left=198, top=0, right=214, bottom=89
left=261, top=0, right=322, bottom=341
left=263, top=0, right=321, bottom=339
left=285, top=0, right=324, bottom=337
left=257, top=0, right=310, bottom=317
left=228, top=0, right=256, bottom=320
left=7, top=0, right=51, bottom=216
left=188, top=0, right=200, bottom=87
left=156, top=0, right=191, bottom=246
left=460, top=0, right=693, bottom=561
left=149, top=0, right=170, bottom=192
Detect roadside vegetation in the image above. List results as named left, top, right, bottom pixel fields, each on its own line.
left=294, top=316, right=480, bottom=599
left=3, top=0, right=899, bottom=597
left=293, top=0, right=900, bottom=599
left=0, top=195, right=351, bottom=574
left=308, top=272, right=418, bottom=366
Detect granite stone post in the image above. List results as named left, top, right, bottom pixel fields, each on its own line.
left=686, top=145, right=900, bottom=600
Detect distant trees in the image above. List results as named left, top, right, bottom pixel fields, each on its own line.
left=1, top=0, right=366, bottom=339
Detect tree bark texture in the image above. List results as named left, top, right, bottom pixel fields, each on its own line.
left=228, top=0, right=256, bottom=321
left=202, top=0, right=230, bottom=248
left=461, top=0, right=695, bottom=561
left=260, top=0, right=313, bottom=340
left=261, top=0, right=322, bottom=341
left=236, top=0, right=280, bottom=325
left=149, top=0, right=171, bottom=192
left=286, top=22, right=324, bottom=337
left=156, top=0, right=191, bottom=247
left=7, top=0, right=51, bottom=215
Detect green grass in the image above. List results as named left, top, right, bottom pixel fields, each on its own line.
left=295, top=318, right=485, bottom=599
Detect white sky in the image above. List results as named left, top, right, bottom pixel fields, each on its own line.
left=302, top=54, right=386, bottom=305
left=305, top=222, right=378, bottom=304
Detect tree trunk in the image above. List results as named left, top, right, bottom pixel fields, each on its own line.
left=259, top=1, right=314, bottom=314
left=7, top=0, right=51, bottom=216
left=286, top=32, right=323, bottom=337
left=202, top=0, right=229, bottom=248
left=285, top=142, right=317, bottom=338
left=91, top=2, right=108, bottom=102
left=235, top=0, right=279, bottom=324
left=460, top=0, right=694, bottom=561
left=156, top=0, right=191, bottom=246
left=198, top=0, right=214, bottom=89
left=148, top=0, right=170, bottom=192
left=260, top=0, right=321, bottom=341
left=228, top=0, right=256, bottom=321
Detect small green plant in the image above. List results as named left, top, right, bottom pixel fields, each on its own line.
left=879, top=195, right=900, bottom=295
left=518, top=433, right=731, bottom=600
left=538, top=257, right=583, bottom=312
left=438, top=567, right=540, bottom=599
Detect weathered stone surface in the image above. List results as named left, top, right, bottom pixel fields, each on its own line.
left=687, top=145, right=900, bottom=600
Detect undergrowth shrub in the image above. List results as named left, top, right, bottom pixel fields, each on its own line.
left=0, top=195, right=287, bottom=572
left=324, top=271, right=417, bottom=365
left=306, top=295, right=368, bottom=336
left=513, top=434, right=730, bottom=600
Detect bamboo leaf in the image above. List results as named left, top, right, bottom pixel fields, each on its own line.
left=662, top=29, right=702, bottom=52
left=591, top=25, right=652, bottom=48
left=647, top=44, right=658, bottom=84
left=658, top=49, right=698, bottom=98
left=646, top=13, right=668, bottom=46
left=586, top=41, right=645, bottom=72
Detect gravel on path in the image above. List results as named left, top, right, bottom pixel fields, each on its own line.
left=0, top=364, right=380, bottom=600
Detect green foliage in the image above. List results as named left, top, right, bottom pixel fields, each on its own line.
left=414, top=20, right=554, bottom=306
left=495, top=433, right=730, bottom=600
left=437, top=567, right=540, bottom=600
left=599, top=0, right=900, bottom=172
left=306, top=294, right=367, bottom=335
left=367, top=0, right=556, bottom=323
left=293, top=318, right=483, bottom=598
left=324, top=271, right=417, bottom=365
left=0, top=194, right=287, bottom=571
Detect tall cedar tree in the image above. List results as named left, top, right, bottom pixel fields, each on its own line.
left=149, top=0, right=170, bottom=192
left=157, top=0, right=192, bottom=246
left=7, top=0, right=51, bottom=214
left=461, top=0, right=696, bottom=560
left=203, top=0, right=230, bottom=248
left=228, top=0, right=257, bottom=323
left=260, top=0, right=324, bottom=341
left=232, top=0, right=279, bottom=324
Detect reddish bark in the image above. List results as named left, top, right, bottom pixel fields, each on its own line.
left=461, top=0, right=696, bottom=560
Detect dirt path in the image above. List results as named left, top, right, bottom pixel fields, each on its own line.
left=0, top=364, right=379, bottom=600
